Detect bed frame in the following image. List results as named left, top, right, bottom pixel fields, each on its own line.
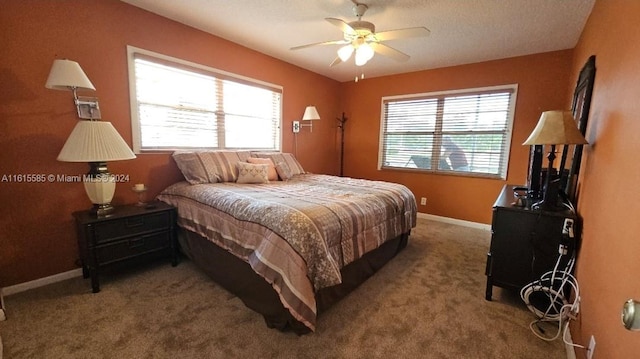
left=179, top=229, right=409, bottom=334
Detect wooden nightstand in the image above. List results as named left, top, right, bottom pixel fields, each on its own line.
left=73, top=201, right=178, bottom=293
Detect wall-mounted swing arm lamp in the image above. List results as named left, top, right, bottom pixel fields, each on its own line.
left=45, top=59, right=101, bottom=120
left=46, top=58, right=136, bottom=216
left=292, top=106, right=320, bottom=133
left=523, top=110, right=588, bottom=211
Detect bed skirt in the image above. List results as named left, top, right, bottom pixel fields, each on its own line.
left=179, top=229, right=409, bottom=335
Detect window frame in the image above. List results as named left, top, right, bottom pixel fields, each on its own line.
left=126, top=45, right=283, bottom=153
left=378, top=84, right=518, bottom=179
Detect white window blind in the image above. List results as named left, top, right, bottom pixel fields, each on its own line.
left=379, top=85, right=517, bottom=179
left=128, top=48, right=282, bottom=152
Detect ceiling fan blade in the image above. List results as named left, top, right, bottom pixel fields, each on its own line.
left=329, top=56, right=343, bottom=67
left=370, top=43, right=410, bottom=62
left=325, top=17, right=356, bottom=35
left=374, top=27, right=431, bottom=42
left=290, top=39, right=348, bottom=51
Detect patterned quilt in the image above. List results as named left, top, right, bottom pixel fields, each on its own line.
left=157, top=174, right=417, bottom=331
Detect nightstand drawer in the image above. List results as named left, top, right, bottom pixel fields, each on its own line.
left=93, top=211, right=172, bottom=244
left=95, top=231, right=171, bottom=265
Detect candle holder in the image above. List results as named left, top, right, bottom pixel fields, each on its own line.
left=131, top=185, right=147, bottom=206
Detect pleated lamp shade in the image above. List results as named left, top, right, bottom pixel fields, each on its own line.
left=58, top=121, right=136, bottom=162
left=58, top=120, right=135, bottom=215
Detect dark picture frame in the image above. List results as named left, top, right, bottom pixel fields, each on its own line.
left=559, top=55, right=596, bottom=204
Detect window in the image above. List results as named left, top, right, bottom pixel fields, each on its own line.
left=379, top=85, right=517, bottom=179
left=127, top=46, right=282, bottom=153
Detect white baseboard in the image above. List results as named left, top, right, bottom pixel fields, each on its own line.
left=418, top=212, right=491, bottom=231
left=1, top=268, right=83, bottom=297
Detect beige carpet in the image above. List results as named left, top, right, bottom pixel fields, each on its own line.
left=0, top=219, right=565, bottom=358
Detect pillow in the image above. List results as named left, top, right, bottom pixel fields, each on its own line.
left=197, top=150, right=252, bottom=182
left=236, top=162, right=269, bottom=184
left=172, top=152, right=216, bottom=184
left=253, top=152, right=305, bottom=178
left=247, top=157, right=278, bottom=181
left=274, top=162, right=293, bottom=181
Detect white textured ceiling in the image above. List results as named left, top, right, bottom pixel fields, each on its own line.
left=121, top=0, right=595, bottom=82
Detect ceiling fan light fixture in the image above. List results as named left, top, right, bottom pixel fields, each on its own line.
left=355, top=43, right=374, bottom=66
left=338, top=45, right=354, bottom=62
left=291, top=2, right=430, bottom=70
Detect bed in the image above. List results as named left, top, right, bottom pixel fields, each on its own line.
left=158, top=151, right=417, bottom=334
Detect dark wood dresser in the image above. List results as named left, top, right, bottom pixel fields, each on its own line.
left=74, top=201, right=178, bottom=293
left=485, top=185, right=578, bottom=300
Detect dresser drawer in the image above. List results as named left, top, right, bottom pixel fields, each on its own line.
left=93, top=211, right=172, bottom=244
left=95, top=231, right=171, bottom=265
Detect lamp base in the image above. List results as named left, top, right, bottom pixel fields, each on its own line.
left=532, top=178, right=564, bottom=211
left=85, top=162, right=116, bottom=217
left=531, top=199, right=565, bottom=212
left=90, top=203, right=115, bottom=217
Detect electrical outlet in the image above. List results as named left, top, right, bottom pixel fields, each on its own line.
left=587, top=335, right=596, bottom=359
left=420, top=197, right=427, bottom=206
left=292, top=121, right=300, bottom=133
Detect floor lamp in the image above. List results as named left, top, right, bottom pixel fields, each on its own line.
left=337, top=113, right=348, bottom=177
left=523, top=111, right=588, bottom=211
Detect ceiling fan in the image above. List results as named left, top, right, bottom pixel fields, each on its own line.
left=290, top=1, right=430, bottom=67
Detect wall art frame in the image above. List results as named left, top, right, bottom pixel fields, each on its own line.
left=559, top=55, right=596, bottom=204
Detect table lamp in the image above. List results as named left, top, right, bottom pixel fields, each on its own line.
left=46, top=59, right=136, bottom=216
left=523, top=111, right=588, bottom=211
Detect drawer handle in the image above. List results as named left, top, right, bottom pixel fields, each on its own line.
left=125, top=217, right=145, bottom=228
left=128, top=237, right=145, bottom=248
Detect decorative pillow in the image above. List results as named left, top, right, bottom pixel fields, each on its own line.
left=236, top=162, right=269, bottom=184
left=253, top=152, right=305, bottom=178
left=274, top=162, right=293, bottom=181
left=172, top=152, right=216, bottom=184
left=197, top=150, right=252, bottom=182
left=247, top=157, right=278, bottom=181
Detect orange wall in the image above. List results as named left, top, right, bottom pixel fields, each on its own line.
left=0, top=1, right=575, bottom=286
left=0, top=0, right=341, bottom=286
left=568, top=1, right=640, bottom=357
left=6, top=11, right=634, bottom=359
left=339, top=51, right=573, bottom=224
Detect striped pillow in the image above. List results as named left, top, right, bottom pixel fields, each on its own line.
left=274, top=162, right=293, bottom=181
left=198, top=150, right=252, bottom=182
left=173, top=150, right=252, bottom=184
left=172, top=152, right=215, bottom=184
